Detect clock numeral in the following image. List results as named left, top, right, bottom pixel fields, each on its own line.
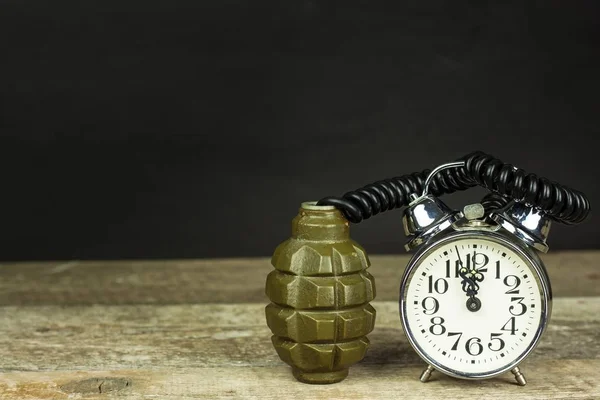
left=501, top=316, right=519, bottom=335
left=465, top=337, right=484, bottom=356
left=509, top=296, right=528, bottom=316
left=429, top=316, right=446, bottom=335
left=428, top=276, right=448, bottom=294
left=421, top=296, right=439, bottom=315
left=447, top=331, right=463, bottom=350
left=470, top=252, right=489, bottom=279
left=488, top=333, right=505, bottom=351
left=503, top=275, right=521, bottom=294
left=445, top=260, right=460, bottom=278
left=443, top=332, right=506, bottom=354
left=447, top=252, right=490, bottom=279
left=495, top=260, right=501, bottom=279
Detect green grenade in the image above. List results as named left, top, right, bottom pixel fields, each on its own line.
left=265, top=201, right=376, bottom=384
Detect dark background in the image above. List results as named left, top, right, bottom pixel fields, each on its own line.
left=0, top=1, right=598, bottom=260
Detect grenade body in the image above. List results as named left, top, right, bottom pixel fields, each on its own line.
left=266, top=202, right=376, bottom=384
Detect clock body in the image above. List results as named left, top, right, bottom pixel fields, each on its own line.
left=399, top=228, right=552, bottom=380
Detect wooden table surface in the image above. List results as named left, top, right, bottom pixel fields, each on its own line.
left=0, top=251, right=599, bottom=399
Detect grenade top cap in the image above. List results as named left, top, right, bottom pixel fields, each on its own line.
left=292, top=201, right=349, bottom=242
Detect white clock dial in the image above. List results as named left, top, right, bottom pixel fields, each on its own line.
left=402, top=236, right=547, bottom=378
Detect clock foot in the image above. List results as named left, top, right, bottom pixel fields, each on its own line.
left=419, top=365, right=435, bottom=383
left=511, top=366, right=527, bottom=386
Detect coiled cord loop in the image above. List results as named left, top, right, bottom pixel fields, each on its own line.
left=317, top=151, right=590, bottom=225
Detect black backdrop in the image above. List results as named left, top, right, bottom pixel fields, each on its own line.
left=1, top=1, right=598, bottom=260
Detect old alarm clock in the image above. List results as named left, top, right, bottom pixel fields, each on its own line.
left=268, top=151, right=590, bottom=385
left=399, top=161, right=554, bottom=385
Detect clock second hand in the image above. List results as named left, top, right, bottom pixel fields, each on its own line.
left=455, top=245, right=482, bottom=312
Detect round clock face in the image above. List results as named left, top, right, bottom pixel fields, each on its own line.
left=401, top=234, right=548, bottom=378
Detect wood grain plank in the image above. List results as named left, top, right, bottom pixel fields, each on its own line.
left=1, top=360, right=599, bottom=400
left=0, top=299, right=598, bottom=399
left=1, top=300, right=598, bottom=371
left=0, top=251, right=599, bottom=305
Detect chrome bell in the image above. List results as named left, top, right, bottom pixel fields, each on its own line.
left=403, top=194, right=461, bottom=251
left=402, top=161, right=467, bottom=251
left=491, top=202, right=551, bottom=253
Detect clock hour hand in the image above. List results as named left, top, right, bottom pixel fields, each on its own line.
left=455, top=246, right=477, bottom=295
left=455, top=246, right=482, bottom=312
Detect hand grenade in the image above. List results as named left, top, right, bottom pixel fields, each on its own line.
left=265, top=201, right=376, bottom=384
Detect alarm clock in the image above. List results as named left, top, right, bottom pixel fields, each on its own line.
left=313, top=151, right=590, bottom=385
left=399, top=161, right=554, bottom=385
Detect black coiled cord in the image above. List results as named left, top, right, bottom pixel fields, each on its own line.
left=480, top=192, right=510, bottom=215
left=317, top=151, right=590, bottom=225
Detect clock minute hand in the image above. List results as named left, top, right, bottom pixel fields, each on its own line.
left=455, top=246, right=477, bottom=296
left=455, top=246, right=482, bottom=312
left=459, top=267, right=479, bottom=297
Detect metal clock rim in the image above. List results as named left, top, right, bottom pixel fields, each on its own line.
left=399, top=230, right=552, bottom=380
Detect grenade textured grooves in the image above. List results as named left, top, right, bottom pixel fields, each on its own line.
left=318, top=151, right=590, bottom=225
left=265, top=204, right=376, bottom=384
